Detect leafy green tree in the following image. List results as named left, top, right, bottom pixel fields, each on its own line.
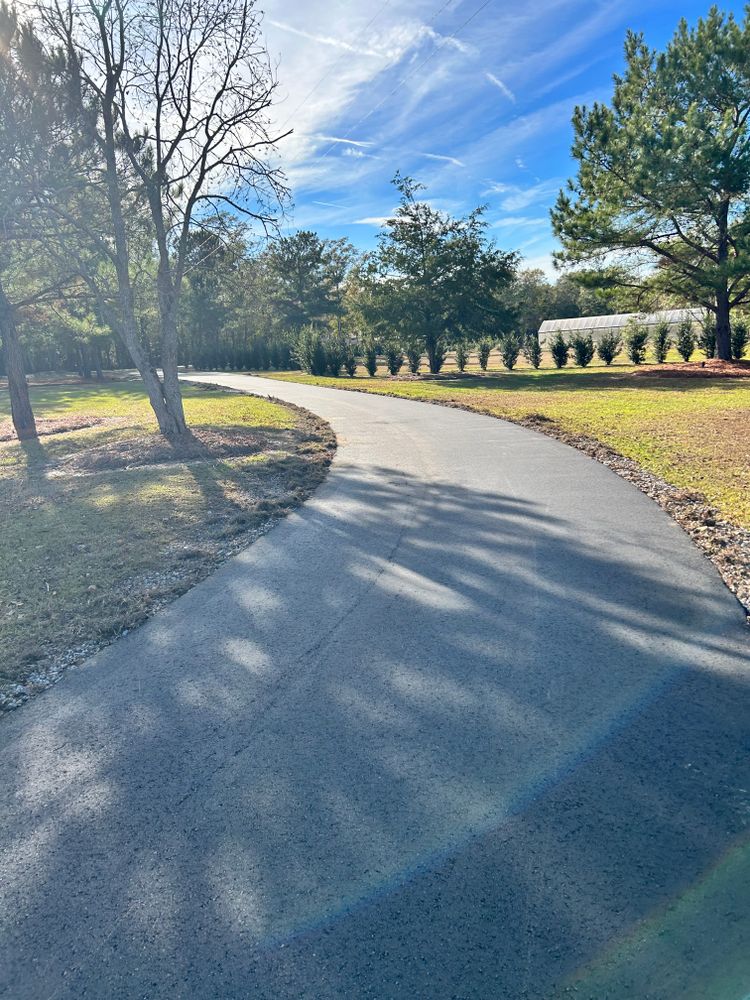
left=454, top=343, right=469, bottom=372
left=370, top=174, right=517, bottom=373
left=675, top=320, right=696, bottom=361
left=549, top=332, right=569, bottom=368
left=698, top=317, right=717, bottom=358
left=731, top=320, right=748, bottom=360
left=499, top=332, right=521, bottom=370
left=477, top=339, right=493, bottom=371
left=570, top=333, right=595, bottom=367
left=552, top=9, right=750, bottom=360
left=625, top=321, right=649, bottom=364
left=293, top=325, right=327, bottom=376
left=405, top=341, right=422, bottom=374
left=651, top=322, right=672, bottom=364
left=596, top=331, right=622, bottom=365
left=522, top=333, right=542, bottom=369
left=363, top=339, right=378, bottom=377
left=266, top=231, right=356, bottom=333
left=384, top=343, right=405, bottom=376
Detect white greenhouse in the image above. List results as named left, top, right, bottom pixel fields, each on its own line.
left=538, top=308, right=704, bottom=343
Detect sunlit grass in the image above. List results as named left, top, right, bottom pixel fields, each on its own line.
left=0, top=382, right=329, bottom=693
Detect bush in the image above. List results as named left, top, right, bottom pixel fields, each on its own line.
left=406, top=343, right=422, bottom=374
left=294, top=326, right=328, bottom=376
left=454, top=343, right=469, bottom=372
left=325, top=332, right=348, bottom=377
left=731, top=320, right=748, bottom=360
left=596, top=331, right=622, bottom=366
left=625, top=321, right=649, bottom=364
left=675, top=320, right=696, bottom=361
left=498, top=332, right=521, bottom=370
left=698, top=318, right=716, bottom=359
left=651, top=321, right=672, bottom=364
left=477, top=339, right=492, bottom=371
left=549, top=332, right=569, bottom=368
left=384, top=344, right=404, bottom=375
left=522, top=333, right=542, bottom=369
left=570, top=332, right=595, bottom=367
left=343, top=348, right=357, bottom=377
left=363, top=342, right=378, bottom=377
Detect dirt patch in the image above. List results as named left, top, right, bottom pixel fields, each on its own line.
left=55, top=424, right=297, bottom=474
left=634, top=358, right=750, bottom=378
left=0, top=414, right=115, bottom=442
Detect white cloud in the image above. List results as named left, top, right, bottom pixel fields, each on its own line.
left=352, top=216, right=392, bottom=226
left=267, top=19, right=383, bottom=57
left=493, top=216, right=548, bottom=229
left=421, top=152, right=465, bottom=167
left=309, top=135, right=373, bottom=147
left=485, top=72, right=515, bottom=102
left=344, top=147, right=380, bottom=159
left=497, top=179, right=563, bottom=212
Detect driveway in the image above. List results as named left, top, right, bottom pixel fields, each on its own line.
left=1, top=374, right=748, bottom=998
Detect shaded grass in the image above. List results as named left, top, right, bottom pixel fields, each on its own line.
left=265, top=366, right=750, bottom=530
left=0, top=382, right=334, bottom=699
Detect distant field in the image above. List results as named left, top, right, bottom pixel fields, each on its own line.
left=264, top=363, right=750, bottom=531
left=0, top=382, right=334, bottom=704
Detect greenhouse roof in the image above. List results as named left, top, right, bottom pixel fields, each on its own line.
left=538, top=308, right=703, bottom=336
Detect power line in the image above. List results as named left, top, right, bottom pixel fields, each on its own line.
left=316, top=0, right=494, bottom=163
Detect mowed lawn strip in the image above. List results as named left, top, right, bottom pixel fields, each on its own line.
left=0, top=382, right=334, bottom=703
left=264, top=364, right=750, bottom=531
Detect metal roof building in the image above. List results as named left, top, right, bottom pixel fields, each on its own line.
left=538, top=308, right=704, bottom=341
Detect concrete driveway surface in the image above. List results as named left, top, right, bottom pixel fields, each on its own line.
left=1, top=373, right=748, bottom=999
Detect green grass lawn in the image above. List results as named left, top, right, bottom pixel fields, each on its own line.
left=265, top=362, right=750, bottom=530
left=0, top=381, right=334, bottom=704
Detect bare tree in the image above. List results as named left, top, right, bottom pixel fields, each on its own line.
left=41, top=0, right=288, bottom=436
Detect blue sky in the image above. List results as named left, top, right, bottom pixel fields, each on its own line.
left=262, top=0, right=746, bottom=275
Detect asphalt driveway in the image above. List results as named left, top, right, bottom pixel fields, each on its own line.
left=1, top=374, right=748, bottom=999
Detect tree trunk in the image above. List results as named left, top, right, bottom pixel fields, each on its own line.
left=715, top=199, right=732, bottom=362
left=0, top=279, right=37, bottom=440
left=716, top=287, right=732, bottom=361
left=100, top=100, right=187, bottom=438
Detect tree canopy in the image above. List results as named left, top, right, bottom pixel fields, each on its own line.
left=362, top=174, right=518, bottom=372
left=552, top=6, right=750, bottom=359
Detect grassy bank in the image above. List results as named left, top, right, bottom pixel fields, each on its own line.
left=0, top=381, right=334, bottom=707
left=264, top=364, right=750, bottom=531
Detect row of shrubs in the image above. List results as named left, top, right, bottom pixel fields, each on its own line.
left=190, top=341, right=296, bottom=372
left=201, top=318, right=750, bottom=379
left=543, top=318, right=748, bottom=370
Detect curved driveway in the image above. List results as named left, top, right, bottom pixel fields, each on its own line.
left=1, top=374, right=748, bottom=999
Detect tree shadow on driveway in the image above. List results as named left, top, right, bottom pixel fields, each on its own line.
left=1, top=465, right=749, bottom=999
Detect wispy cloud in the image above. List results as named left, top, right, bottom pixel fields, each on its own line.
left=485, top=72, right=515, bottom=102
left=485, top=179, right=563, bottom=212
left=421, top=152, right=465, bottom=167
left=310, top=135, right=373, bottom=147
left=352, top=216, right=392, bottom=226
left=343, top=147, right=380, bottom=159
left=267, top=19, right=383, bottom=57
left=493, top=216, right=548, bottom=229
